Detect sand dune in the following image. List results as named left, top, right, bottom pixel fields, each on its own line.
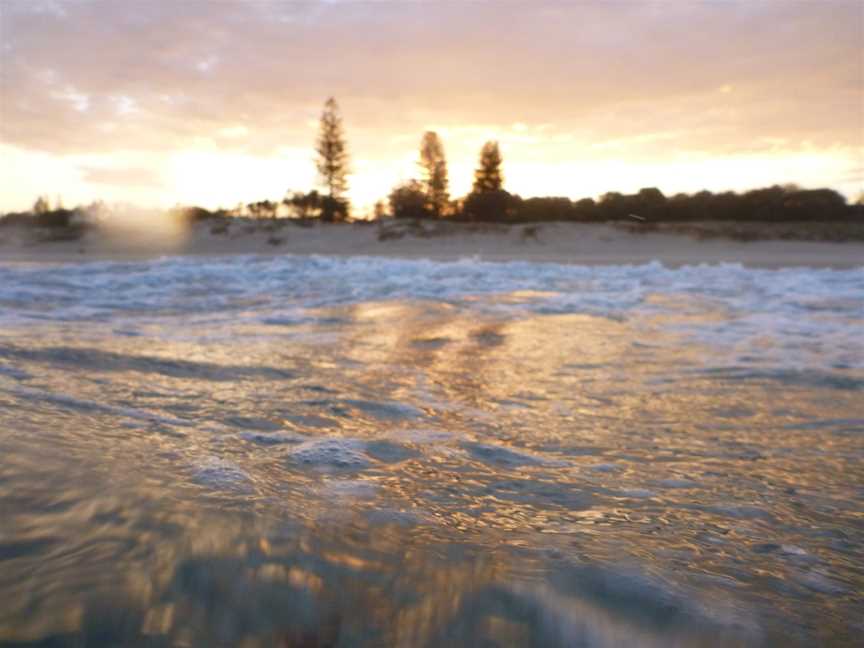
left=1, top=219, right=862, bottom=268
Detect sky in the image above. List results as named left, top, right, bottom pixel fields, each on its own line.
left=0, top=0, right=862, bottom=214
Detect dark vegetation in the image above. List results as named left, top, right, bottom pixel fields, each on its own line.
left=2, top=97, right=862, bottom=242
left=0, top=197, right=93, bottom=242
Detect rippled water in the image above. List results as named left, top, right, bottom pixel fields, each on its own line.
left=0, top=255, right=862, bottom=647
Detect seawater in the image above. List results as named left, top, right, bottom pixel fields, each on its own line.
left=0, top=255, right=862, bottom=646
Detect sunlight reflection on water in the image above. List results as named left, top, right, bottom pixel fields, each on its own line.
left=0, top=256, right=862, bottom=646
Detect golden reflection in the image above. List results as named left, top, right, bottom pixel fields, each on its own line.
left=1, top=293, right=862, bottom=645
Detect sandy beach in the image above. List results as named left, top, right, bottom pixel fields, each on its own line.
left=1, top=219, right=862, bottom=268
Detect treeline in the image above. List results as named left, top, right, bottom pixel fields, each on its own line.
left=3, top=96, right=862, bottom=228
left=453, top=185, right=862, bottom=224
left=0, top=195, right=90, bottom=229
left=309, top=97, right=862, bottom=224
left=5, top=183, right=861, bottom=231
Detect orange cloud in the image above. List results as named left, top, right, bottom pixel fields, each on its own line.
left=0, top=0, right=861, bottom=211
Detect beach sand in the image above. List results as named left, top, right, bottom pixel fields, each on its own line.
left=0, top=219, right=862, bottom=268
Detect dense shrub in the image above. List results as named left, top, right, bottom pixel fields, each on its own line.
left=460, top=189, right=520, bottom=222
left=451, top=185, right=858, bottom=224
left=389, top=181, right=432, bottom=219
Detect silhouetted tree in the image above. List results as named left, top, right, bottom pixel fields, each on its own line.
left=596, top=192, right=626, bottom=220
left=462, top=190, right=519, bottom=222
left=247, top=202, right=262, bottom=218
left=632, top=187, right=667, bottom=220
left=472, top=141, right=503, bottom=192
left=247, top=200, right=278, bottom=219
left=173, top=206, right=220, bottom=224
left=320, top=195, right=348, bottom=222
left=315, top=97, right=350, bottom=221
left=516, top=197, right=576, bottom=222
left=373, top=200, right=387, bottom=220
left=33, top=196, right=50, bottom=215
left=418, top=131, right=449, bottom=217
left=284, top=190, right=323, bottom=219
left=572, top=197, right=598, bottom=221
left=459, top=141, right=510, bottom=220
left=781, top=188, right=847, bottom=220
left=450, top=183, right=858, bottom=225
left=389, top=180, right=430, bottom=219
left=852, top=193, right=864, bottom=219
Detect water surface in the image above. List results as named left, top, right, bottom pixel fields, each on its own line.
left=0, top=255, right=862, bottom=646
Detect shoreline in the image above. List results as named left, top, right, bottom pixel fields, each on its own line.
left=1, top=221, right=862, bottom=269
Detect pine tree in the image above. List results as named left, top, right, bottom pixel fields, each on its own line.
left=33, top=196, right=50, bottom=214
left=418, top=131, right=449, bottom=217
left=472, top=141, right=503, bottom=193
left=315, top=97, right=350, bottom=220
left=465, top=141, right=514, bottom=221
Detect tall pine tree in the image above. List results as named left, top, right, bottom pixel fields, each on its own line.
left=472, top=141, right=503, bottom=193
left=464, top=141, right=513, bottom=221
left=315, top=97, right=350, bottom=221
left=418, top=131, right=449, bottom=218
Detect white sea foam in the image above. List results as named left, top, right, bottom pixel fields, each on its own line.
left=587, top=463, right=623, bottom=473
left=618, top=488, right=656, bottom=499
left=240, top=430, right=307, bottom=445
left=0, top=256, right=862, bottom=369
left=321, top=479, right=379, bottom=499
left=461, top=440, right=558, bottom=467
left=288, top=437, right=373, bottom=470
left=191, top=457, right=253, bottom=491
left=0, top=254, right=860, bottom=644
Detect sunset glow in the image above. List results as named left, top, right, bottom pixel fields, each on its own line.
left=2, top=4, right=864, bottom=645
left=1, top=1, right=861, bottom=213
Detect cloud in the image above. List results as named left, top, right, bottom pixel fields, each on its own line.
left=2, top=1, right=861, bottom=148
left=0, top=0, right=861, bottom=207
left=80, top=166, right=164, bottom=187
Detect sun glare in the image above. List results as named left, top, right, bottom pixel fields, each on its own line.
left=167, top=150, right=314, bottom=209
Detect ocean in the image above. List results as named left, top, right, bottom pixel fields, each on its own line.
left=0, top=254, right=862, bottom=646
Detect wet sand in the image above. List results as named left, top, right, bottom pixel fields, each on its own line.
left=1, top=220, right=862, bottom=268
